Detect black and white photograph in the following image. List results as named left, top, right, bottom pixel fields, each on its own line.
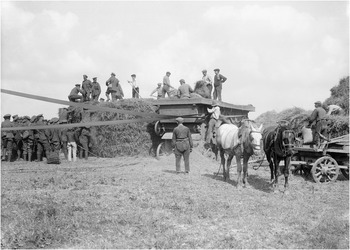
left=1, top=1, right=349, bottom=249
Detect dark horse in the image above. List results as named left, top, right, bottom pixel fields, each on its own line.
left=216, top=120, right=263, bottom=188
left=262, top=121, right=296, bottom=193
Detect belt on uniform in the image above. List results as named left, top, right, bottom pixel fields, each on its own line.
left=176, top=138, right=188, bottom=141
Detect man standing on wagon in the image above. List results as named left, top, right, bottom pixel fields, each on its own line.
left=308, top=101, right=328, bottom=148
left=172, top=117, right=193, bottom=174
left=213, top=68, right=227, bottom=101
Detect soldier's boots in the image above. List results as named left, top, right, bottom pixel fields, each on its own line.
left=28, top=153, right=32, bottom=162
left=23, top=153, right=27, bottom=161
left=17, top=150, right=22, bottom=161
left=35, top=153, right=42, bottom=162
left=7, top=153, right=12, bottom=162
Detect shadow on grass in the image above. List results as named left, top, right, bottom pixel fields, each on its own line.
left=202, top=173, right=239, bottom=187
left=163, top=170, right=182, bottom=175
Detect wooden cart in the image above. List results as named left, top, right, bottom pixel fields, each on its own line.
left=291, top=134, right=349, bottom=183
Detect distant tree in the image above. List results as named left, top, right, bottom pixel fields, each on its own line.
left=324, top=76, right=349, bottom=115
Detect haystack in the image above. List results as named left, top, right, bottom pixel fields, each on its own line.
left=194, top=80, right=210, bottom=98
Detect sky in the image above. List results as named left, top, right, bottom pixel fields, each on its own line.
left=1, top=0, right=349, bottom=120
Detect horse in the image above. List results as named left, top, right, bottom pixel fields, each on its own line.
left=216, top=120, right=263, bottom=188
left=262, top=121, right=296, bottom=193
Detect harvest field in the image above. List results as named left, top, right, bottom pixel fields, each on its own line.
left=1, top=148, right=349, bottom=249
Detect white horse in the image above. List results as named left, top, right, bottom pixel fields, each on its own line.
left=216, top=120, right=263, bottom=187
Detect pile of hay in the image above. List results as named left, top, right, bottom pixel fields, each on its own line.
left=194, top=80, right=210, bottom=98
left=66, top=99, right=160, bottom=157
left=255, top=107, right=349, bottom=138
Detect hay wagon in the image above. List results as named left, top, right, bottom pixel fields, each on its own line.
left=150, top=98, right=255, bottom=159
left=291, top=134, right=349, bottom=183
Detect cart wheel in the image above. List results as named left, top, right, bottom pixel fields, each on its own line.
left=340, top=167, right=349, bottom=180
left=154, top=121, right=165, bottom=136
left=311, top=156, right=339, bottom=183
left=156, top=142, right=171, bottom=160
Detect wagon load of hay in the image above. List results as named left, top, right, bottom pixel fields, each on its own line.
left=69, top=99, right=158, bottom=157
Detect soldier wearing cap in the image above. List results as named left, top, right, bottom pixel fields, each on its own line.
left=82, top=74, right=92, bottom=102
left=206, top=100, right=221, bottom=144
left=1, top=114, right=14, bottom=162
left=128, top=74, right=140, bottom=98
left=59, top=119, right=68, bottom=160
left=106, top=72, right=124, bottom=101
left=172, top=117, right=193, bottom=174
left=162, top=71, right=175, bottom=98
left=308, top=101, right=328, bottom=148
left=21, top=116, right=33, bottom=161
left=177, top=79, right=194, bottom=99
left=91, top=77, right=101, bottom=101
left=68, top=84, right=84, bottom=102
left=47, top=117, right=61, bottom=154
left=33, top=114, right=51, bottom=162
left=150, top=83, right=163, bottom=99
left=213, top=68, right=227, bottom=101
left=12, top=115, right=23, bottom=161
left=202, top=69, right=213, bottom=99
left=78, top=126, right=91, bottom=160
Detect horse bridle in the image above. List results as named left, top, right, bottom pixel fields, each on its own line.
left=281, top=129, right=296, bottom=155
left=249, top=130, right=262, bottom=149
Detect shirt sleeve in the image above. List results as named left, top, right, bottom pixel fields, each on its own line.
left=220, top=74, right=227, bottom=83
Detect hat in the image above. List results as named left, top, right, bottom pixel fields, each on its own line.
left=12, top=114, right=18, bottom=120
left=50, top=117, right=59, bottom=123
left=83, top=74, right=88, bottom=78
left=214, top=68, right=220, bottom=72
left=3, top=114, right=11, bottom=118
left=175, top=117, right=184, bottom=123
left=131, top=74, right=136, bottom=77
left=30, top=115, right=37, bottom=122
left=75, top=84, right=81, bottom=86
left=166, top=71, right=171, bottom=75
left=92, top=77, right=97, bottom=80
left=179, top=79, right=185, bottom=83
left=202, top=69, right=207, bottom=73
left=314, top=101, right=322, bottom=105
left=111, top=72, right=116, bottom=76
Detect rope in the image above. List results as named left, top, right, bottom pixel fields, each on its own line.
left=252, top=153, right=266, bottom=170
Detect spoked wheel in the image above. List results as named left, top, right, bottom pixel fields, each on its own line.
left=311, top=156, right=339, bottom=183
left=156, top=142, right=172, bottom=160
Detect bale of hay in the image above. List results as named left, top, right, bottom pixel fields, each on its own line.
left=68, top=99, right=159, bottom=157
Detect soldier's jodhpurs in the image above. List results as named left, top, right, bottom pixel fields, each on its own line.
left=312, top=120, right=328, bottom=145
left=68, top=142, right=77, bottom=162
left=174, top=140, right=191, bottom=172
left=80, top=140, right=89, bottom=160
left=4, top=138, right=13, bottom=161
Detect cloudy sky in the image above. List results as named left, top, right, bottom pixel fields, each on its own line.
left=1, top=1, right=349, bottom=120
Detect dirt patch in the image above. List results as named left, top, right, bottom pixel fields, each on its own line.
left=1, top=148, right=349, bottom=249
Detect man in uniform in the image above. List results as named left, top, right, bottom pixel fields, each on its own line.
left=206, top=101, right=221, bottom=144
left=202, top=69, right=213, bottom=99
left=82, top=74, right=92, bottom=101
left=12, top=114, right=23, bottom=161
left=68, top=84, right=84, bottom=102
left=79, top=126, right=91, bottom=160
left=128, top=74, right=140, bottom=98
left=91, top=77, right=101, bottom=101
left=48, top=117, right=61, bottom=153
left=1, top=114, right=14, bottom=162
left=177, top=79, right=194, bottom=99
left=33, top=114, right=51, bottom=161
left=21, top=116, right=33, bottom=161
left=106, top=72, right=124, bottom=101
left=59, top=119, right=68, bottom=160
left=172, top=117, right=193, bottom=174
left=213, top=68, right=227, bottom=101
left=308, top=101, right=328, bottom=148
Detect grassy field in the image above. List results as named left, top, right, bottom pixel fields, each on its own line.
left=1, top=148, right=349, bottom=249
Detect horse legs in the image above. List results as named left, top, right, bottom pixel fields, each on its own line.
left=242, top=154, right=250, bottom=187
left=220, top=149, right=227, bottom=181
left=273, top=156, right=281, bottom=192
left=226, top=154, right=234, bottom=181
left=283, top=157, right=291, bottom=193
left=235, top=154, right=242, bottom=188
left=266, top=152, right=275, bottom=184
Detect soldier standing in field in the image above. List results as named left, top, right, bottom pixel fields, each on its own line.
left=79, top=126, right=91, bottom=160
left=22, top=116, right=34, bottom=161
left=213, top=68, right=227, bottom=101
left=48, top=117, right=61, bottom=153
left=91, top=77, right=101, bottom=101
left=82, top=74, right=92, bottom=101
left=67, top=128, right=78, bottom=162
left=59, top=119, right=68, bottom=160
left=12, top=114, right=23, bottom=161
left=33, top=114, right=51, bottom=162
left=172, top=117, right=193, bottom=174
left=1, top=114, right=14, bottom=162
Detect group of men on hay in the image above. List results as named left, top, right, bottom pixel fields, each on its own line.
left=68, top=69, right=228, bottom=103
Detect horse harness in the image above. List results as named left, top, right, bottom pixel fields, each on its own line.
left=268, top=126, right=296, bottom=157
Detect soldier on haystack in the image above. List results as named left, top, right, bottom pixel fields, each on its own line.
left=82, top=74, right=92, bottom=101
left=68, top=84, right=84, bottom=102
left=1, top=114, right=14, bottom=162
